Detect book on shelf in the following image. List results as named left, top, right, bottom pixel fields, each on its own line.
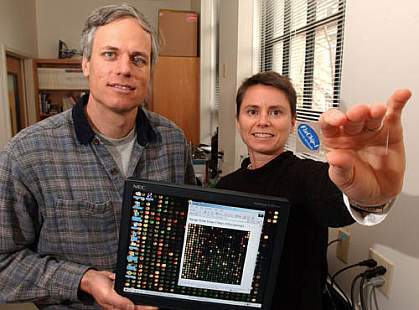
left=39, top=92, right=51, bottom=115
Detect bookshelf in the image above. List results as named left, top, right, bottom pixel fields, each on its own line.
left=33, top=58, right=88, bottom=121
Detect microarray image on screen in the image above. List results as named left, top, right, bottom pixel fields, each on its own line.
left=181, top=224, right=250, bottom=284
left=122, top=189, right=281, bottom=307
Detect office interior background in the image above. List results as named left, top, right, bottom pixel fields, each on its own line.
left=0, top=0, right=418, bottom=309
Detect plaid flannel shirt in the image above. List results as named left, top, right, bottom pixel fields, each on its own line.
left=0, top=98, right=195, bottom=309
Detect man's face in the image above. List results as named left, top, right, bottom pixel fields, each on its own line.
left=82, top=17, right=152, bottom=114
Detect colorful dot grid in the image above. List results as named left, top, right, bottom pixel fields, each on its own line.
left=123, top=190, right=280, bottom=304
left=181, top=224, right=249, bottom=284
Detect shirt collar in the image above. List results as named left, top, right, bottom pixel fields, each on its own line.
left=72, top=93, right=159, bottom=146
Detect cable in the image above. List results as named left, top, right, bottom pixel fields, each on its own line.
left=369, top=285, right=374, bottom=310
left=326, top=272, right=349, bottom=309
left=332, top=259, right=377, bottom=283
left=332, top=280, right=351, bottom=305
left=326, top=235, right=356, bottom=309
left=351, top=267, right=386, bottom=310
left=329, top=258, right=377, bottom=307
left=328, top=229, right=351, bottom=247
left=372, top=287, right=379, bottom=310
left=361, top=266, right=387, bottom=280
left=359, top=277, right=367, bottom=310
left=364, top=276, right=385, bottom=310
left=365, top=276, right=385, bottom=288
left=350, top=273, right=363, bottom=309
left=328, top=238, right=341, bottom=247
left=324, top=280, right=352, bottom=310
left=364, top=280, right=376, bottom=310
left=328, top=229, right=352, bottom=247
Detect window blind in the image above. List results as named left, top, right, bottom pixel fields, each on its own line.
left=254, top=0, right=346, bottom=158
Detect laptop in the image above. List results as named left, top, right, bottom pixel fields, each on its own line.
left=115, top=178, right=290, bottom=310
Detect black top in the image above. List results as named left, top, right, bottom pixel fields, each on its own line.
left=216, top=151, right=355, bottom=310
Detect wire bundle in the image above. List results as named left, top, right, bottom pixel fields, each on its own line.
left=326, top=239, right=387, bottom=310
left=326, top=259, right=377, bottom=309
left=350, top=266, right=386, bottom=310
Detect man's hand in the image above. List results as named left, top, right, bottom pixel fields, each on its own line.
left=319, top=89, right=411, bottom=206
left=80, top=269, right=158, bottom=310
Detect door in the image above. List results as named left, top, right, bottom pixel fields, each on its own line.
left=6, top=54, right=27, bottom=136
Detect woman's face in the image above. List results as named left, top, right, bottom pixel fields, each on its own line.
left=237, top=84, right=296, bottom=158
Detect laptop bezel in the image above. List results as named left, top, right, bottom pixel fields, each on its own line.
left=115, top=178, right=290, bottom=310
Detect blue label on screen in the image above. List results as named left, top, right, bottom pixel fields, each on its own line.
left=297, top=124, right=320, bottom=151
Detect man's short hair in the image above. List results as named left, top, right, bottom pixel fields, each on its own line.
left=80, top=3, right=159, bottom=66
left=236, top=71, right=297, bottom=118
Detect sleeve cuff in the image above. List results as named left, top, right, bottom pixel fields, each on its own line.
left=46, top=261, right=92, bottom=302
left=343, top=194, right=395, bottom=226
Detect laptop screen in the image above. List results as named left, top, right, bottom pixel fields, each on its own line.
left=115, top=179, right=289, bottom=310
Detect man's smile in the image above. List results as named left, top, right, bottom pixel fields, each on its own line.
left=107, top=82, right=136, bottom=91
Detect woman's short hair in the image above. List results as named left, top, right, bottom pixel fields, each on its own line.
left=236, top=71, right=297, bottom=118
left=80, top=4, right=159, bottom=67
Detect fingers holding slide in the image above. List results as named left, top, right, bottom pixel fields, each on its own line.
left=385, top=89, right=411, bottom=121
left=363, top=103, right=386, bottom=132
left=319, top=108, right=346, bottom=138
left=341, top=103, right=387, bottom=135
left=342, top=104, right=370, bottom=135
left=319, top=91, right=406, bottom=140
left=320, top=103, right=384, bottom=137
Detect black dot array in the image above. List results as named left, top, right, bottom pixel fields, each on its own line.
left=182, top=224, right=249, bottom=284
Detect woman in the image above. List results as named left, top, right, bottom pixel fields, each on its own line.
left=216, top=71, right=410, bottom=309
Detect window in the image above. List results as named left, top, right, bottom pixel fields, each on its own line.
left=254, top=0, right=346, bottom=158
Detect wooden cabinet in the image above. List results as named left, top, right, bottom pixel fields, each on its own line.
left=151, top=56, right=200, bottom=145
left=33, top=58, right=88, bottom=121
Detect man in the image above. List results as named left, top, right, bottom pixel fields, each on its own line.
left=0, top=4, right=194, bottom=309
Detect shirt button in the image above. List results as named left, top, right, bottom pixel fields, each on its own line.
left=93, top=138, right=100, bottom=145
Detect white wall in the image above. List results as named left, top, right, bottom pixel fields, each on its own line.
left=199, top=0, right=217, bottom=144
left=327, top=1, right=419, bottom=309
left=190, top=0, right=201, bottom=15
left=36, top=0, right=193, bottom=58
left=218, top=0, right=252, bottom=175
left=0, top=0, right=38, bottom=149
left=0, top=0, right=38, bottom=54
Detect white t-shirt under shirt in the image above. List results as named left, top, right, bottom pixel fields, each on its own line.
left=95, top=127, right=137, bottom=178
